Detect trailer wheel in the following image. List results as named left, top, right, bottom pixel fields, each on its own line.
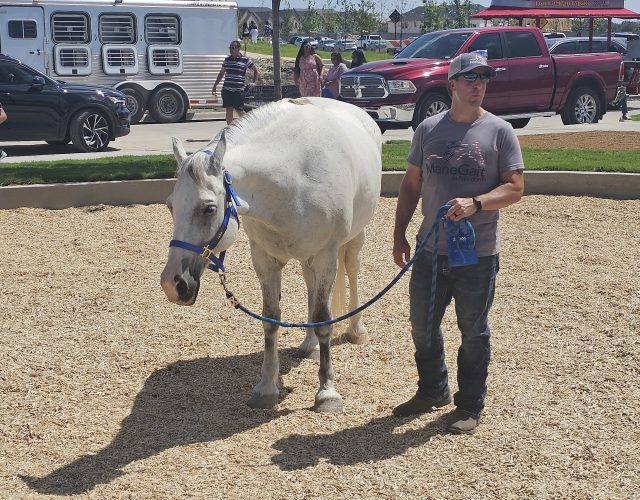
left=122, top=87, right=145, bottom=124
left=149, top=87, right=185, bottom=123
left=507, top=118, right=530, bottom=129
left=413, top=92, right=450, bottom=130
left=70, top=110, right=111, bottom=152
left=561, top=87, right=600, bottom=125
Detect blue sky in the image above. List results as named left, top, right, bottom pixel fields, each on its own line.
left=237, top=0, right=640, bottom=19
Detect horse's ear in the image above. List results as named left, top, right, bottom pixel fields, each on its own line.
left=208, top=130, right=227, bottom=175
left=172, top=137, right=188, bottom=170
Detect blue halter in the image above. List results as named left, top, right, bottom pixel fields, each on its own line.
left=169, top=170, right=241, bottom=272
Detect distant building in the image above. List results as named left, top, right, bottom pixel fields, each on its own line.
left=385, top=4, right=489, bottom=34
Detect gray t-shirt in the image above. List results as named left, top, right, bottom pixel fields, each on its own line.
left=408, top=111, right=524, bottom=257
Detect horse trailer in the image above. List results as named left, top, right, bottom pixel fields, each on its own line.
left=0, top=0, right=238, bottom=123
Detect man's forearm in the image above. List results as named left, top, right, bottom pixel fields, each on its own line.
left=394, top=176, right=421, bottom=238
left=477, top=171, right=524, bottom=211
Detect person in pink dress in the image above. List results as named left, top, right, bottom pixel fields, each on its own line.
left=322, top=52, right=348, bottom=98
left=294, top=41, right=323, bottom=97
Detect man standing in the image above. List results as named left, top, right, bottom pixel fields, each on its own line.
left=212, top=40, right=258, bottom=125
left=392, top=52, right=524, bottom=434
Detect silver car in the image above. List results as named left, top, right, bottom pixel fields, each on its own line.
left=333, top=40, right=357, bottom=52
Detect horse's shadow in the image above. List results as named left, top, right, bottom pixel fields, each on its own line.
left=21, top=347, right=302, bottom=496
left=271, top=413, right=452, bottom=471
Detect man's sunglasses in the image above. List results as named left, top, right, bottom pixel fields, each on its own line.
left=229, top=45, right=240, bottom=50
left=460, top=72, right=492, bottom=83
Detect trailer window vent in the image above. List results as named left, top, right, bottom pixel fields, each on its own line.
left=8, top=20, right=37, bottom=39
left=54, top=45, right=92, bottom=76
left=148, top=46, right=183, bottom=75
left=52, top=13, right=90, bottom=43
left=102, top=45, right=139, bottom=75
left=145, top=15, right=180, bottom=44
left=99, top=14, right=136, bottom=44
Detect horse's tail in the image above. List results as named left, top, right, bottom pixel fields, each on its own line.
left=331, top=245, right=347, bottom=320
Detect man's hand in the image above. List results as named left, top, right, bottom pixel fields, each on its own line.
left=212, top=84, right=218, bottom=96
left=393, top=235, right=412, bottom=268
left=446, top=197, right=477, bottom=221
left=247, top=81, right=256, bottom=88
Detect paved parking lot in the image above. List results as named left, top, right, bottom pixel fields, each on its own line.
left=0, top=99, right=637, bottom=164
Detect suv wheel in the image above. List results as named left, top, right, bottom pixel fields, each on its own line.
left=70, top=110, right=111, bottom=152
left=149, top=87, right=185, bottom=123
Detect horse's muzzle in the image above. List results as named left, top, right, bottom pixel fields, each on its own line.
left=161, top=266, right=201, bottom=305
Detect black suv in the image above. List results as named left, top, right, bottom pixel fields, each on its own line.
left=0, top=54, right=130, bottom=152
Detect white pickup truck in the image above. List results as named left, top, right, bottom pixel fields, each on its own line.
left=357, top=35, right=382, bottom=49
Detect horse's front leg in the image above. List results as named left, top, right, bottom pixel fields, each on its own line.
left=302, top=249, right=343, bottom=413
left=248, top=242, right=284, bottom=410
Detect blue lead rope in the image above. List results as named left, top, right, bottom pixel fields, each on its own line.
left=218, top=204, right=452, bottom=328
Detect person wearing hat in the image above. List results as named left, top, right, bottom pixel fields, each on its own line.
left=391, top=52, right=524, bottom=434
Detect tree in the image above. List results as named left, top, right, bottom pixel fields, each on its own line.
left=272, top=0, right=283, bottom=100
left=301, top=0, right=322, bottom=37
left=352, top=0, right=379, bottom=36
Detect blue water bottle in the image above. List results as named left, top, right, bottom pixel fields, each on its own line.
left=444, top=218, right=478, bottom=267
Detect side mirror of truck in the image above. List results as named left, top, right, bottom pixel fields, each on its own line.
left=31, top=76, right=45, bottom=90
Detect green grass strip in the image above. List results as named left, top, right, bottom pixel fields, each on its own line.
left=381, top=140, right=640, bottom=173
left=1, top=141, right=638, bottom=186
left=244, top=40, right=390, bottom=61
left=0, top=155, right=177, bottom=186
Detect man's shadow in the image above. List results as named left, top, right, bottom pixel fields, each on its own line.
left=271, top=412, right=452, bottom=471
left=21, top=347, right=302, bottom=496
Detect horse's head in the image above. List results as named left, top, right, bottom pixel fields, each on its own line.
left=160, top=132, right=244, bottom=305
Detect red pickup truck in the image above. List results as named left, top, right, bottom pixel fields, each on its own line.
left=339, top=27, right=625, bottom=130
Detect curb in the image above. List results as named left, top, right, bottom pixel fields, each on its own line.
left=0, top=171, right=638, bottom=210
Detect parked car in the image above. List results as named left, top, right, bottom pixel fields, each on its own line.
left=333, top=39, right=357, bottom=52
left=543, top=32, right=567, bottom=39
left=293, top=36, right=318, bottom=47
left=318, top=38, right=337, bottom=51
left=366, top=39, right=389, bottom=51
left=340, top=27, right=624, bottom=130
left=0, top=53, right=130, bottom=152
left=612, top=32, right=640, bottom=42
left=545, top=36, right=628, bottom=56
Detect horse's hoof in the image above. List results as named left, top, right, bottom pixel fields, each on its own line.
left=295, top=347, right=320, bottom=361
left=314, top=397, right=344, bottom=413
left=344, top=329, right=369, bottom=345
left=314, top=390, right=343, bottom=413
left=248, top=392, right=278, bottom=410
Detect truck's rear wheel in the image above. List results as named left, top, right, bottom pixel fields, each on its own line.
left=413, top=93, right=451, bottom=130
left=561, top=87, right=600, bottom=125
left=149, top=87, right=185, bottom=123
left=122, top=87, right=145, bottom=124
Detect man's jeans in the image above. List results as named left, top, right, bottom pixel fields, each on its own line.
left=409, top=250, right=499, bottom=419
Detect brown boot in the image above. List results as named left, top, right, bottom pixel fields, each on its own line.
left=392, top=391, right=452, bottom=417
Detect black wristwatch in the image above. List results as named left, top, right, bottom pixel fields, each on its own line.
left=473, top=196, right=482, bottom=212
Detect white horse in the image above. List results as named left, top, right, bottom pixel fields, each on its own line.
left=160, top=97, right=382, bottom=412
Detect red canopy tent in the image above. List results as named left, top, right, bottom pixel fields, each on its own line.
left=473, top=2, right=640, bottom=42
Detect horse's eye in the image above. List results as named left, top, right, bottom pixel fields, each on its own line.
left=203, top=204, right=217, bottom=215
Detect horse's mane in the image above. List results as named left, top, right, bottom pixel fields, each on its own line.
left=181, top=99, right=311, bottom=187
left=224, top=98, right=310, bottom=147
